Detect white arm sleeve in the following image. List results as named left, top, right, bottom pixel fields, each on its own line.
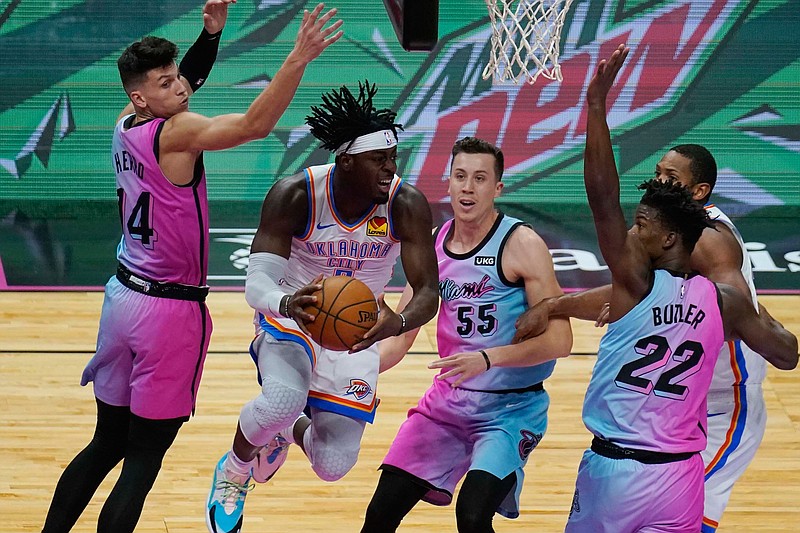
left=245, top=252, right=290, bottom=318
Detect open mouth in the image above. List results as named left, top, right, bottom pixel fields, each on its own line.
left=459, top=198, right=476, bottom=208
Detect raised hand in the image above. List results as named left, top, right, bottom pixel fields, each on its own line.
left=203, top=0, right=236, bottom=34
left=586, top=43, right=629, bottom=108
left=289, top=3, right=344, bottom=65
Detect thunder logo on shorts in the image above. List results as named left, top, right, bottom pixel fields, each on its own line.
left=344, top=378, right=373, bottom=400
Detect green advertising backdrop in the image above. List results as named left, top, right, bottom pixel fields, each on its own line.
left=1, top=0, right=798, bottom=290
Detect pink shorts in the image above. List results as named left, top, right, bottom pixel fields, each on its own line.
left=81, top=276, right=212, bottom=419
left=565, top=449, right=704, bottom=533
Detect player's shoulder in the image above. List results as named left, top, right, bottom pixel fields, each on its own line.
left=394, top=179, right=426, bottom=203
left=391, top=179, right=432, bottom=217
left=161, top=110, right=204, bottom=128
left=505, top=219, right=546, bottom=251
left=696, top=217, right=741, bottom=257
left=263, top=171, right=310, bottom=212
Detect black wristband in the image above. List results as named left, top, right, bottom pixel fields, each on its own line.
left=280, top=294, right=291, bottom=318
left=480, top=350, right=491, bottom=371
left=179, top=28, right=222, bottom=92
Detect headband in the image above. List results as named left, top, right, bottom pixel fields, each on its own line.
left=335, top=129, right=397, bottom=156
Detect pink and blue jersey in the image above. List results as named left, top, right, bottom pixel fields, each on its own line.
left=583, top=269, right=725, bottom=454
left=113, top=114, right=209, bottom=285
left=435, top=213, right=555, bottom=390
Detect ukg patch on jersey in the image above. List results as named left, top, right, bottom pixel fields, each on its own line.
left=366, top=216, right=388, bottom=237
left=344, top=378, right=373, bottom=400
left=474, top=256, right=496, bottom=266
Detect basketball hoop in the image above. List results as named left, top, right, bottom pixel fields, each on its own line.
left=482, top=0, right=575, bottom=84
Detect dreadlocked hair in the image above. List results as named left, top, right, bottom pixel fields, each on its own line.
left=305, top=80, right=403, bottom=152
left=638, top=178, right=714, bottom=253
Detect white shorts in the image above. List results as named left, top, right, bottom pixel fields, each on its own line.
left=255, top=315, right=380, bottom=423
left=701, top=384, right=766, bottom=531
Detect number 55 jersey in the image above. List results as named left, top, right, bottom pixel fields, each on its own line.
left=583, top=269, right=724, bottom=454
left=434, top=213, right=555, bottom=391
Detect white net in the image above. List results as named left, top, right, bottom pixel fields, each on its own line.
left=482, top=0, right=575, bottom=84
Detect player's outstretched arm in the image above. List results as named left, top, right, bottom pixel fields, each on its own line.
left=584, top=43, right=651, bottom=320
left=163, top=3, right=343, bottom=153
left=513, top=284, right=612, bottom=343
left=430, top=226, right=572, bottom=386
left=352, top=184, right=439, bottom=352
left=719, top=284, right=798, bottom=370
left=585, top=44, right=632, bottom=272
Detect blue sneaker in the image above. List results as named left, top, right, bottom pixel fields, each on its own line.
left=251, top=434, right=290, bottom=483
left=206, top=453, right=254, bottom=533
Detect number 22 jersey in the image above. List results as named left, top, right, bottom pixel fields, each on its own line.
left=583, top=269, right=724, bottom=454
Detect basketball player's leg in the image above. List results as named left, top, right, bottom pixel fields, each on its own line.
left=300, top=408, right=366, bottom=481
left=97, top=413, right=184, bottom=533
left=44, top=279, right=134, bottom=532
left=207, top=328, right=314, bottom=532
left=457, top=387, right=548, bottom=530
left=42, top=399, right=129, bottom=533
left=364, top=379, right=473, bottom=531
left=234, top=330, right=312, bottom=463
left=455, top=471, right=516, bottom=533
left=361, top=469, right=428, bottom=533
left=96, top=296, right=206, bottom=532
left=701, top=385, right=767, bottom=532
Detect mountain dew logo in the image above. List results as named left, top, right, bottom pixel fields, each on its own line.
left=2, top=0, right=797, bottom=209
left=394, top=0, right=751, bottom=202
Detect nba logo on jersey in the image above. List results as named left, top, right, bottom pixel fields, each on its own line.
left=366, top=216, right=388, bottom=237
left=344, top=379, right=373, bottom=400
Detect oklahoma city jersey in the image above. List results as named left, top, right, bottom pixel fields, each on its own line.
left=705, top=204, right=765, bottom=390
left=283, top=163, right=402, bottom=296
left=435, top=213, right=555, bottom=391
left=583, top=270, right=724, bottom=454
left=112, top=115, right=208, bottom=285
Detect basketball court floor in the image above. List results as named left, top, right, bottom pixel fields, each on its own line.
left=2, top=291, right=798, bottom=532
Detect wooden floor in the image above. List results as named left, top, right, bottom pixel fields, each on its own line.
left=1, top=292, right=799, bottom=532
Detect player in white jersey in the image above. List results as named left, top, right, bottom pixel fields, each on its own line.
left=206, top=81, right=439, bottom=533
left=516, top=145, right=769, bottom=530
left=360, top=137, right=571, bottom=532
left=43, top=3, right=342, bottom=533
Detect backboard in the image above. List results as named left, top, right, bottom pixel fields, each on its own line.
left=382, top=0, right=439, bottom=52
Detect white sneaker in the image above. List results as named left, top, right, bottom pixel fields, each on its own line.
left=251, top=434, right=290, bottom=483
left=206, top=453, right=254, bottom=533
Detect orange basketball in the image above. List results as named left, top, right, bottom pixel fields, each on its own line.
left=302, top=276, right=379, bottom=351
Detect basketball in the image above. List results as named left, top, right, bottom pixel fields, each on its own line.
left=302, top=276, right=379, bottom=351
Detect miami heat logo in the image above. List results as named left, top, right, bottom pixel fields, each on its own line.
left=518, top=429, right=542, bottom=460
left=344, top=379, right=373, bottom=400
left=366, top=216, right=388, bottom=237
